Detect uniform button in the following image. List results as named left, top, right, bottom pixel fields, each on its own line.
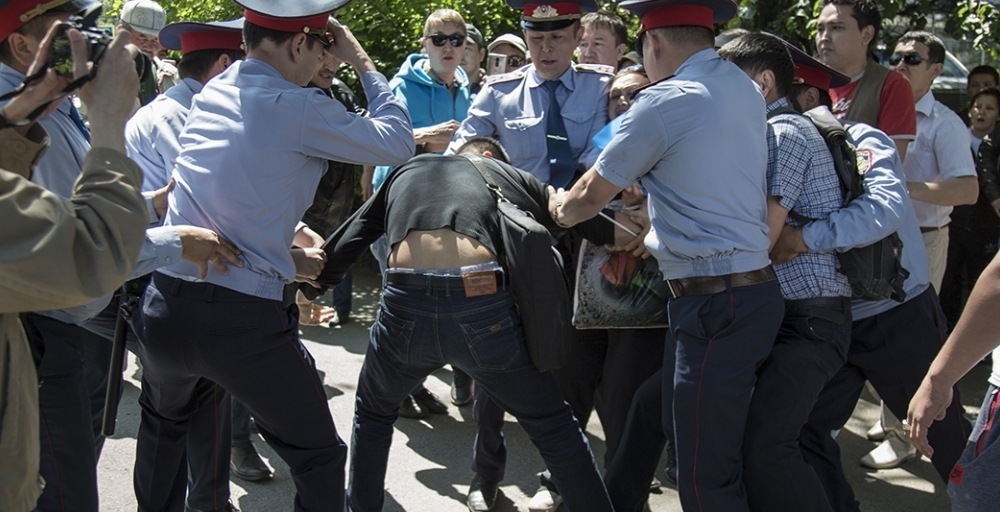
left=164, top=257, right=172, bottom=264
left=11, top=141, right=26, bottom=152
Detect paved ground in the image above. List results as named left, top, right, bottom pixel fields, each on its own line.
left=97, top=261, right=981, bottom=511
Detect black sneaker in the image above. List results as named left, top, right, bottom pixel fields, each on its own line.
left=398, top=395, right=427, bottom=419
left=413, top=388, right=448, bottom=414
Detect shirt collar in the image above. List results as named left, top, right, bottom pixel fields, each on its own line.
left=766, top=96, right=790, bottom=113
left=527, top=65, right=574, bottom=91
left=915, top=90, right=935, bottom=116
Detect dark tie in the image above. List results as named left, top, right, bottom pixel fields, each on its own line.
left=68, top=103, right=91, bottom=143
left=544, top=80, right=574, bottom=188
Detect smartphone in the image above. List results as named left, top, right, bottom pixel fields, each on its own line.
left=487, top=53, right=508, bottom=75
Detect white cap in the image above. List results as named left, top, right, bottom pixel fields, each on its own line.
left=487, top=33, right=527, bottom=55
left=120, top=0, right=167, bottom=36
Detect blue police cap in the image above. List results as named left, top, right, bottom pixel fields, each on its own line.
left=236, top=0, right=350, bottom=35
left=159, top=18, right=245, bottom=53
left=619, top=0, right=736, bottom=35
left=505, top=0, right=599, bottom=31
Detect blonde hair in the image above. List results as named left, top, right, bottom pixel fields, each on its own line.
left=424, top=9, right=466, bottom=36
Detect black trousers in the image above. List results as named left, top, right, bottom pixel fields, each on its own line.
left=800, top=288, right=972, bottom=512
left=134, top=274, right=347, bottom=512
left=939, top=222, right=999, bottom=330
left=23, top=314, right=103, bottom=512
left=82, top=295, right=233, bottom=511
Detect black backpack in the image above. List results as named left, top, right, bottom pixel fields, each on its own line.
left=770, top=105, right=909, bottom=302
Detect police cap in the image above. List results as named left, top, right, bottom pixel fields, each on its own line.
left=506, top=1, right=599, bottom=32
left=0, top=0, right=96, bottom=42
left=159, top=18, right=245, bottom=54
left=619, top=0, right=736, bottom=35
left=235, top=0, right=350, bottom=36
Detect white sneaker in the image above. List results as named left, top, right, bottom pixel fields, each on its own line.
left=866, top=421, right=886, bottom=441
left=860, top=431, right=918, bottom=469
left=527, top=486, right=563, bottom=512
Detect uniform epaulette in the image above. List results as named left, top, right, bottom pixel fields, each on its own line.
left=484, top=69, right=526, bottom=86
left=574, top=63, right=615, bottom=76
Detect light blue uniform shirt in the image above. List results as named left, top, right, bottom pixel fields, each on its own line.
left=595, top=49, right=771, bottom=279
left=160, top=59, right=413, bottom=300
left=802, top=122, right=930, bottom=320
left=125, top=77, right=204, bottom=192
left=447, top=63, right=611, bottom=184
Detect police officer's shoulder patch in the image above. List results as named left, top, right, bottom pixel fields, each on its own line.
left=574, top=63, right=615, bottom=76
left=855, top=148, right=874, bottom=175
left=484, top=69, right=526, bottom=86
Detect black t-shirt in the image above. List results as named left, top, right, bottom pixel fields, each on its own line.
left=315, top=154, right=614, bottom=287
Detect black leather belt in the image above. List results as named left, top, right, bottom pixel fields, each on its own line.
left=920, top=223, right=949, bottom=233
left=384, top=270, right=506, bottom=293
left=666, top=266, right=776, bottom=298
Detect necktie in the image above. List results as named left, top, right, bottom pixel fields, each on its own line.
left=68, top=102, right=91, bottom=143
left=544, top=80, right=574, bottom=188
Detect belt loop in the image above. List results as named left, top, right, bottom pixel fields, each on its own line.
left=424, top=274, right=432, bottom=296
left=724, top=274, right=733, bottom=292
left=382, top=271, right=388, bottom=289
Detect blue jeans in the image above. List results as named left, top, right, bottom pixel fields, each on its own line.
left=347, top=271, right=612, bottom=512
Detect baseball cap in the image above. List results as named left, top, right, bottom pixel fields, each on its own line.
left=466, top=23, right=484, bottom=48
left=488, top=33, right=528, bottom=55
left=119, top=0, right=167, bottom=36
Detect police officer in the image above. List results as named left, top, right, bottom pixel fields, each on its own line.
left=445, top=2, right=613, bottom=510
left=773, top=43, right=974, bottom=512
left=131, top=1, right=414, bottom=510
left=551, top=1, right=784, bottom=511
left=121, top=17, right=265, bottom=508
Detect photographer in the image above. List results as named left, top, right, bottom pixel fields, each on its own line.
left=0, top=9, right=146, bottom=512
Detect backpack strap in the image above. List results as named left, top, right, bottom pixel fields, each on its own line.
left=463, top=154, right=509, bottom=203
left=844, top=60, right=890, bottom=126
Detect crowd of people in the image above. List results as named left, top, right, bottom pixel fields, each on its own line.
left=1, top=0, right=999, bottom=511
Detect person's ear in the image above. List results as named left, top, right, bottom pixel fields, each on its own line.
left=6, top=32, right=37, bottom=70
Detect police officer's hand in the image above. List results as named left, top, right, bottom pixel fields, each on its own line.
left=76, top=29, right=140, bottom=152
left=415, top=120, right=461, bottom=147
left=606, top=211, right=647, bottom=257
left=293, top=225, right=325, bottom=249
left=295, top=290, right=337, bottom=326
left=175, top=225, right=243, bottom=279
left=325, top=18, right=376, bottom=75
left=150, top=178, right=175, bottom=220
left=770, top=224, right=808, bottom=264
left=292, top=247, right=327, bottom=286
left=619, top=206, right=651, bottom=258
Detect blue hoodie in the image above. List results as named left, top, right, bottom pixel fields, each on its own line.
left=373, top=54, right=472, bottom=190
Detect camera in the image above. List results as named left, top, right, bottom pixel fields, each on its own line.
left=49, top=3, right=113, bottom=77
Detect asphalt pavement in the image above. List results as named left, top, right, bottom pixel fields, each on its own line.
left=97, top=261, right=978, bottom=511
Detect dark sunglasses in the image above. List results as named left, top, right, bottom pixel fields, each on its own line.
left=506, top=56, right=525, bottom=68
left=889, top=52, right=924, bottom=66
left=426, top=33, right=466, bottom=48
left=306, top=30, right=332, bottom=49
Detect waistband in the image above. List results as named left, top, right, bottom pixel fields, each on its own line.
left=154, top=272, right=292, bottom=306
left=920, top=223, right=949, bottom=233
left=666, top=266, right=776, bottom=298
left=384, top=262, right=506, bottom=296
left=784, top=296, right=851, bottom=321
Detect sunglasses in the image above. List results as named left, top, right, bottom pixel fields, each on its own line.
left=506, top=56, right=525, bottom=68
left=306, top=30, right=332, bottom=49
left=426, top=33, right=466, bottom=48
left=889, top=52, right=924, bottom=66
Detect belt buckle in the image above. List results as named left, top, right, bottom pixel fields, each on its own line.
left=666, top=279, right=682, bottom=298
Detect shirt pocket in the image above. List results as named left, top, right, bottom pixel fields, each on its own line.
left=503, top=115, right=546, bottom=160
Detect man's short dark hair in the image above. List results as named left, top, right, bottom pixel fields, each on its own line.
left=969, top=65, right=1000, bottom=87
left=243, top=21, right=316, bottom=51
left=651, top=25, right=714, bottom=48
left=791, top=83, right=834, bottom=110
left=177, top=49, right=245, bottom=81
left=717, top=33, right=794, bottom=98
left=457, top=137, right=511, bottom=164
left=825, top=0, right=882, bottom=48
left=896, top=31, right=945, bottom=65
left=0, top=14, right=56, bottom=65
left=580, top=10, right=629, bottom=47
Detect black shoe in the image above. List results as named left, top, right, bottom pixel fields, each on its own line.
left=451, top=371, right=473, bottom=406
left=398, top=395, right=427, bottom=419
left=413, top=388, right=448, bottom=414
left=230, top=442, right=273, bottom=482
left=663, top=440, right=677, bottom=486
left=186, top=500, right=240, bottom=512
left=467, top=474, right=499, bottom=512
